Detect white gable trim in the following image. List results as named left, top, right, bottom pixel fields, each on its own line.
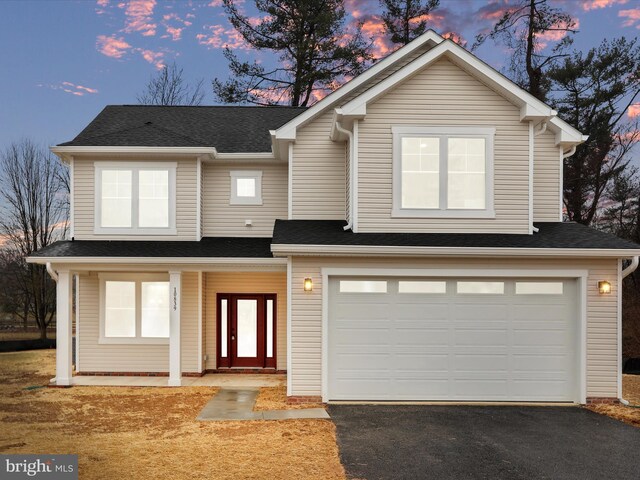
left=340, top=40, right=555, bottom=124
left=273, top=30, right=444, bottom=141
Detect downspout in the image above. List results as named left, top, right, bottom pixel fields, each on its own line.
left=529, top=122, right=549, bottom=234
left=46, top=262, right=58, bottom=282
left=622, top=256, right=639, bottom=279
left=335, top=121, right=354, bottom=231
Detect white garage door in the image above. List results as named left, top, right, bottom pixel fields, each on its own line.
left=328, top=277, right=577, bottom=402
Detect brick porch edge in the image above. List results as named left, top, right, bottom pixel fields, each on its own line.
left=586, top=397, right=620, bottom=404
left=287, top=395, right=323, bottom=404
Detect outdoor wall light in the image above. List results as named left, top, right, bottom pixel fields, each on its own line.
left=598, top=281, right=612, bottom=295
left=303, top=278, right=313, bottom=292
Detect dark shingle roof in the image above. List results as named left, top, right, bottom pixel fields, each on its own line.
left=272, top=220, right=640, bottom=250
left=31, top=237, right=274, bottom=258
left=59, top=105, right=306, bottom=152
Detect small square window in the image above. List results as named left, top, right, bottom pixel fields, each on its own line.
left=339, top=280, right=388, bottom=293
left=457, top=281, right=504, bottom=294
left=230, top=171, right=262, bottom=205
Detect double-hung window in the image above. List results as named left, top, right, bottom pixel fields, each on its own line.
left=95, top=162, right=177, bottom=234
left=392, top=126, right=495, bottom=218
left=99, top=274, right=170, bottom=344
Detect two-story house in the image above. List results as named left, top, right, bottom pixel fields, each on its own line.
left=29, top=31, right=640, bottom=405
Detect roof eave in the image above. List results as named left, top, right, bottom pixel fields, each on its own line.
left=270, top=243, right=640, bottom=258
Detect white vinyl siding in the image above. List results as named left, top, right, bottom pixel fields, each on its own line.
left=534, top=129, right=563, bottom=221
left=202, top=163, right=287, bottom=237
left=73, top=157, right=197, bottom=241
left=292, top=110, right=346, bottom=219
left=77, top=272, right=200, bottom=373
left=357, top=58, right=530, bottom=233
left=204, top=272, right=287, bottom=371
left=290, top=256, right=619, bottom=399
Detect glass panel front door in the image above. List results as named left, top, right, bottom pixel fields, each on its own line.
left=236, top=299, right=258, bottom=357
left=217, top=294, right=277, bottom=369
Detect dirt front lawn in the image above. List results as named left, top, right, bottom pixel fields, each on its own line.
left=0, top=350, right=345, bottom=480
left=588, top=374, right=640, bottom=428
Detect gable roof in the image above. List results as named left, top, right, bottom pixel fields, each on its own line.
left=275, top=30, right=586, bottom=149
left=58, top=105, right=306, bottom=152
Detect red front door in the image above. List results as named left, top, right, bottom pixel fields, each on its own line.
left=217, top=294, right=277, bottom=369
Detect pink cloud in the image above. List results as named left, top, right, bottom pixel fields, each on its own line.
left=123, top=0, right=157, bottom=36
left=629, top=104, right=640, bottom=118
left=38, top=82, right=99, bottom=97
left=582, top=0, right=628, bottom=10
left=442, top=31, right=467, bottom=47
left=619, top=8, right=640, bottom=28
left=197, top=25, right=250, bottom=50
left=161, top=12, right=192, bottom=41
left=96, top=0, right=109, bottom=6
left=138, top=49, right=165, bottom=69
left=96, top=35, right=131, bottom=58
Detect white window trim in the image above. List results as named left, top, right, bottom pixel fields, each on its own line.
left=94, top=162, right=177, bottom=235
left=392, top=126, right=495, bottom=218
left=230, top=170, right=263, bottom=205
left=98, top=272, right=170, bottom=345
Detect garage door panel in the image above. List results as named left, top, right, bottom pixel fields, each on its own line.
left=454, top=354, right=508, bottom=372
left=328, top=277, right=577, bottom=402
left=454, top=328, right=509, bottom=346
left=453, top=304, right=509, bottom=319
left=394, top=328, right=450, bottom=345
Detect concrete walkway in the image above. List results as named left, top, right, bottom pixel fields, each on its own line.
left=197, top=387, right=330, bottom=421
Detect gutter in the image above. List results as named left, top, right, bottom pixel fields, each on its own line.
left=270, top=243, right=640, bottom=258
left=334, top=121, right=354, bottom=231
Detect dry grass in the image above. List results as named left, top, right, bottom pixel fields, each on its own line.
left=587, top=374, right=640, bottom=428
left=254, top=386, right=324, bottom=411
left=0, top=331, right=56, bottom=341
left=0, top=350, right=345, bottom=480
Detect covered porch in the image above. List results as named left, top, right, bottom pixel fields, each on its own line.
left=27, top=238, right=288, bottom=387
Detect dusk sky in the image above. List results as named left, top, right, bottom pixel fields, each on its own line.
left=1, top=0, right=639, bottom=150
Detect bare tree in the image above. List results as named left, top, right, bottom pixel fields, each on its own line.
left=0, top=140, right=68, bottom=339
left=473, top=0, right=577, bottom=102
left=380, top=0, right=440, bottom=47
left=137, top=62, right=205, bottom=106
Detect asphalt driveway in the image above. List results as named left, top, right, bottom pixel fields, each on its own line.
left=328, top=405, right=640, bottom=480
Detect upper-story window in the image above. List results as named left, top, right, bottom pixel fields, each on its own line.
left=94, top=162, right=177, bottom=235
left=392, top=126, right=495, bottom=218
left=230, top=170, right=262, bottom=205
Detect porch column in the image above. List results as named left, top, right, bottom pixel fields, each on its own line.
left=168, top=271, right=182, bottom=386
left=56, top=269, right=73, bottom=386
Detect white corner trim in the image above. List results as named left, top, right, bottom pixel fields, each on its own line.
left=320, top=267, right=588, bottom=404
left=288, top=142, right=293, bottom=219
left=198, top=271, right=203, bottom=373
left=274, top=30, right=444, bottom=140
left=74, top=273, right=79, bottom=373
left=286, top=256, right=292, bottom=396
left=69, top=157, right=74, bottom=239
left=617, top=258, right=623, bottom=400
left=196, top=157, right=202, bottom=240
